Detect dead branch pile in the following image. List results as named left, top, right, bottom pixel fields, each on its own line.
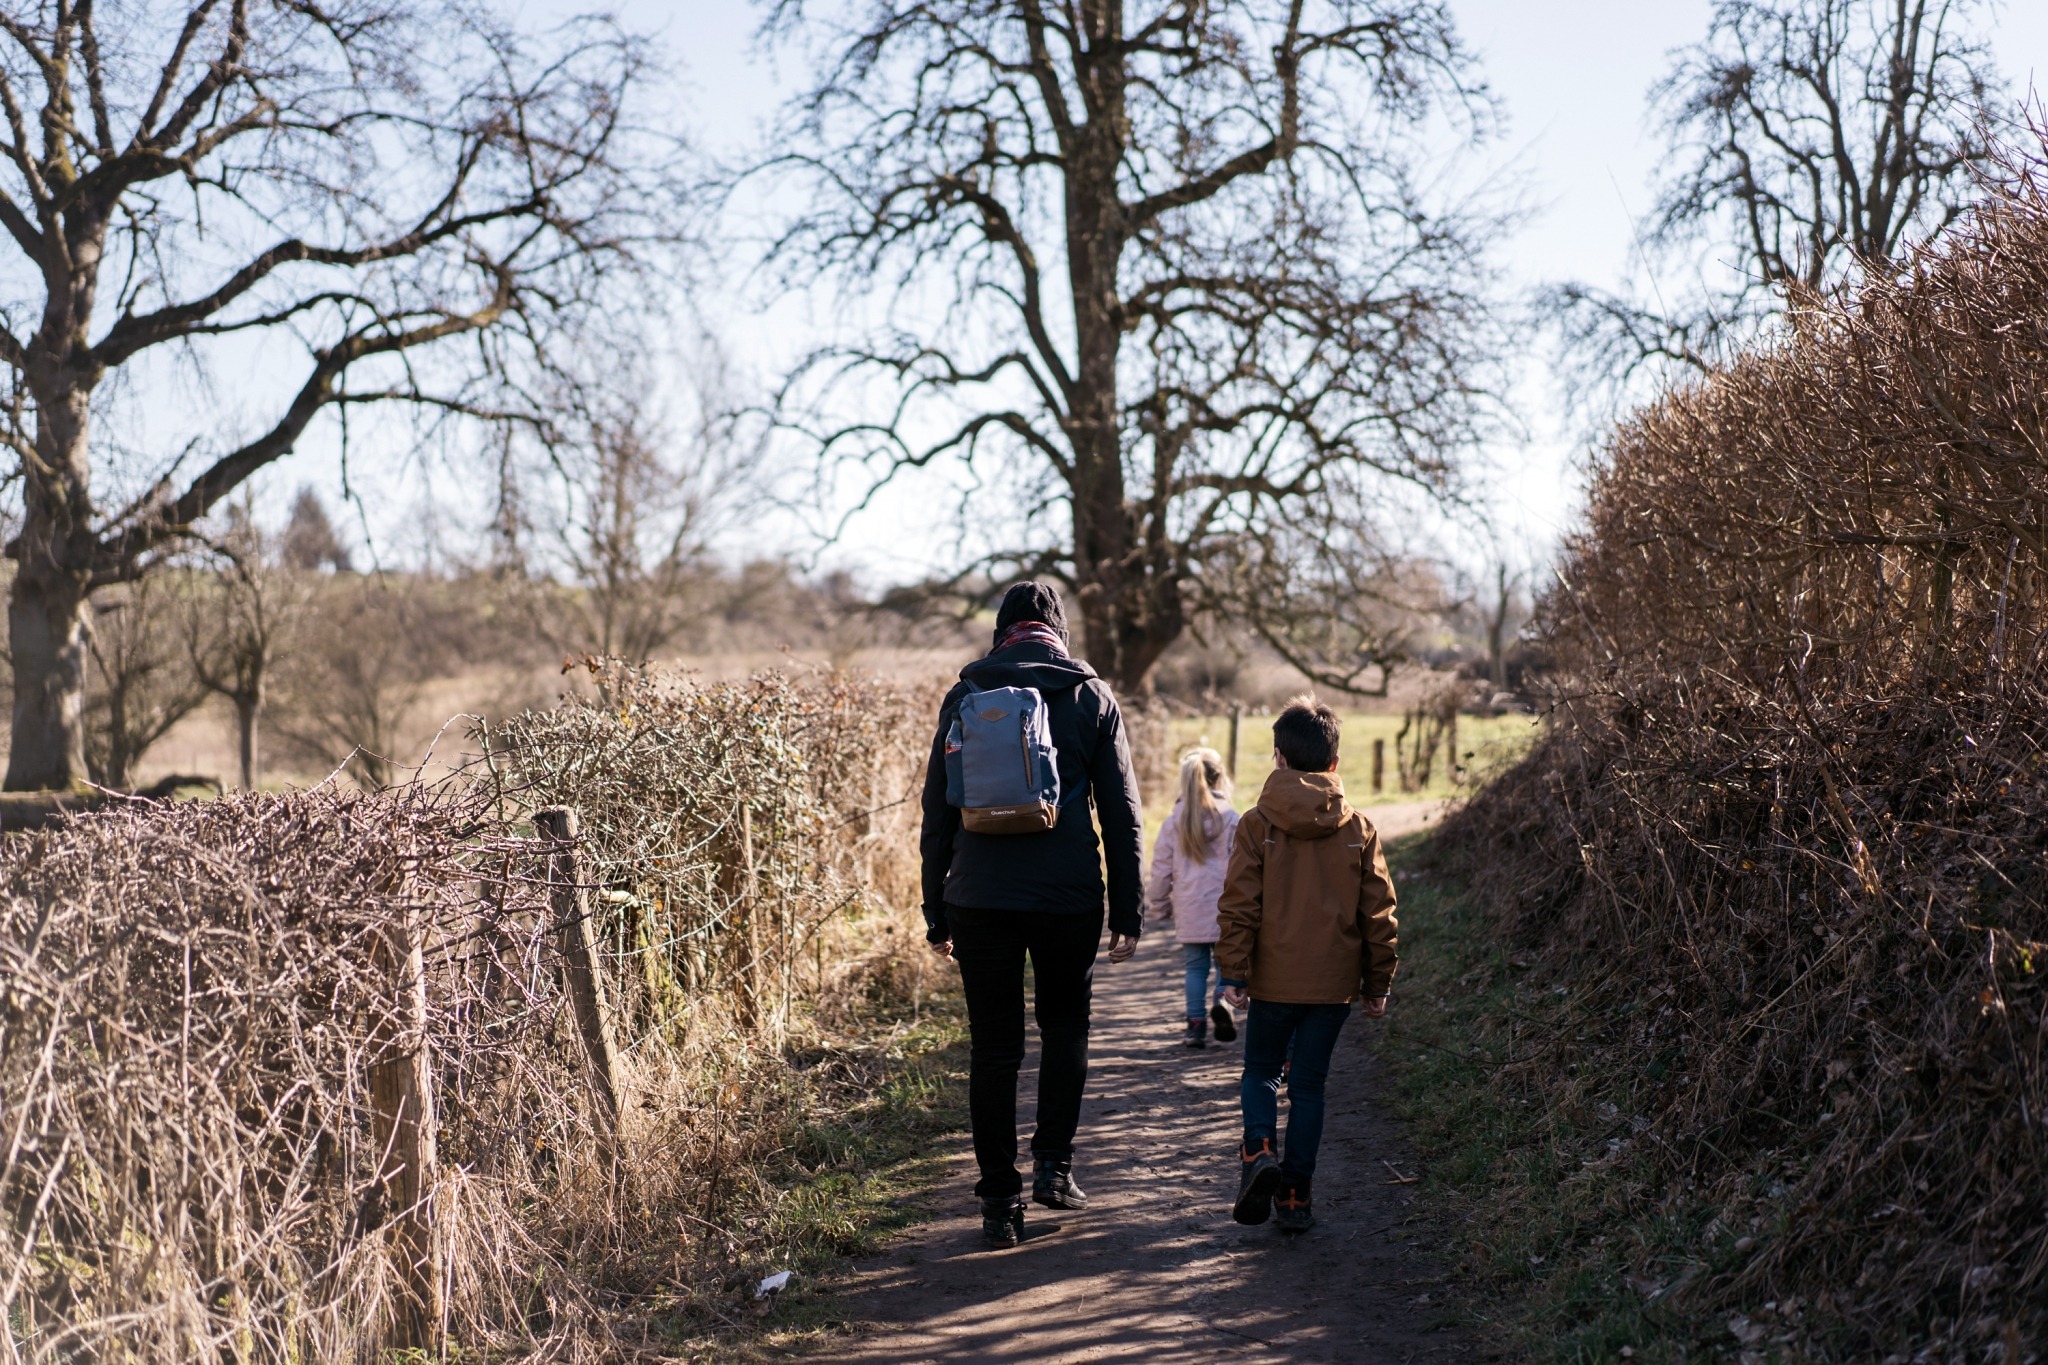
left=1442, top=135, right=2048, bottom=1353
left=0, top=667, right=939, bottom=1361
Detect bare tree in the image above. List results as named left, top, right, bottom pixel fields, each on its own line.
left=1556, top=0, right=2004, bottom=389
left=0, top=3, right=668, bottom=789
left=272, top=577, right=441, bottom=790
left=82, top=571, right=205, bottom=788
left=505, top=355, right=756, bottom=664
left=763, top=0, right=1511, bottom=692
left=1210, top=499, right=1449, bottom=697
left=1481, top=557, right=1522, bottom=692
left=184, top=509, right=307, bottom=790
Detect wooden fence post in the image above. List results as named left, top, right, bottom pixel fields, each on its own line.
left=1372, top=738, right=1385, bottom=794
left=534, top=807, right=626, bottom=1161
left=737, top=803, right=766, bottom=1035
left=1227, top=703, right=1242, bottom=783
left=370, top=916, right=443, bottom=1352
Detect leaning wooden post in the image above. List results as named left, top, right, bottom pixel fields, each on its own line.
left=534, top=807, right=625, bottom=1162
left=736, top=803, right=765, bottom=1035
left=1372, top=738, right=1385, bottom=794
left=1227, top=702, right=1242, bottom=782
left=369, top=915, right=443, bottom=1351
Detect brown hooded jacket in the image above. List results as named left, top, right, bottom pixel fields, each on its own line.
left=1215, top=768, right=1399, bottom=1004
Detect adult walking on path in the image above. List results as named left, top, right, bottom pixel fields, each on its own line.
left=818, top=810, right=1468, bottom=1363
left=920, top=583, right=1147, bottom=1249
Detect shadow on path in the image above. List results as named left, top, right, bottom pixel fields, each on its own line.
left=815, top=815, right=1475, bottom=1364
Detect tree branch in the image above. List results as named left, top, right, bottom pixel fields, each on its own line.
left=96, top=266, right=518, bottom=572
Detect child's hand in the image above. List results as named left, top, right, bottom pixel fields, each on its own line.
left=1222, top=985, right=1249, bottom=1010
left=1359, top=995, right=1389, bottom=1019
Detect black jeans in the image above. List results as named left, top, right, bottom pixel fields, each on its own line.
left=946, top=903, right=1103, bottom=1200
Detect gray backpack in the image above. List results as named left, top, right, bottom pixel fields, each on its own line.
left=943, top=686, right=1085, bottom=833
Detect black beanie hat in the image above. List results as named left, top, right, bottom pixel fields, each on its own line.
left=993, top=581, right=1069, bottom=645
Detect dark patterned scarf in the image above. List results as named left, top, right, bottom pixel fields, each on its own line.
left=993, top=621, right=1068, bottom=655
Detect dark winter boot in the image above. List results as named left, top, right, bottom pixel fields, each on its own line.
left=1210, top=1001, right=1238, bottom=1043
left=1232, top=1139, right=1282, bottom=1225
left=980, top=1195, right=1025, bottom=1248
left=1274, top=1176, right=1315, bottom=1233
left=1032, top=1158, right=1087, bottom=1211
left=1183, top=1017, right=1208, bottom=1049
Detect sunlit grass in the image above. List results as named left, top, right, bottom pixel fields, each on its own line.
left=1166, top=709, right=1540, bottom=813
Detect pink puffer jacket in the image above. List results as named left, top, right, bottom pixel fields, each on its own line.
left=1146, top=797, right=1241, bottom=944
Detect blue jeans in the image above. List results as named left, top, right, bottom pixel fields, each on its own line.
left=1240, top=1000, right=1350, bottom=1180
left=1182, top=943, right=1226, bottom=1021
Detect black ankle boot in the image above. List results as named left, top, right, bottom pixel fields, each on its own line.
left=1032, top=1158, right=1087, bottom=1210
left=1183, top=1016, right=1208, bottom=1049
left=980, top=1195, right=1025, bottom=1248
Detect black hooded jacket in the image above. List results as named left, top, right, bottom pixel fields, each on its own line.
left=918, top=639, right=1146, bottom=940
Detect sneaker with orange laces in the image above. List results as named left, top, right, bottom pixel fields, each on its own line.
left=1232, top=1139, right=1282, bottom=1224
left=1274, top=1177, right=1314, bottom=1233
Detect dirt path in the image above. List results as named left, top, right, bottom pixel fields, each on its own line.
left=812, top=804, right=1471, bottom=1364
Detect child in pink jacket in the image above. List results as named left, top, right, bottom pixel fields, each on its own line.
left=1146, top=748, right=1242, bottom=1048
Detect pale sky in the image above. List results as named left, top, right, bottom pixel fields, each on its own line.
left=362, top=1, right=2048, bottom=579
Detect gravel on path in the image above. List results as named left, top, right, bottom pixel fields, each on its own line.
left=813, top=802, right=1476, bottom=1364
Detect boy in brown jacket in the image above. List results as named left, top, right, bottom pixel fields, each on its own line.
left=1216, top=699, right=1398, bottom=1232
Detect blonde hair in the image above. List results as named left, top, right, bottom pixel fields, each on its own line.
left=1173, top=747, right=1232, bottom=863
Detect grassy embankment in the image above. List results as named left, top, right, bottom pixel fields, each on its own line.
left=1368, top=838, right=1744, bottom=1363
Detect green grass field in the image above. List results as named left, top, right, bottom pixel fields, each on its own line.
left=1166, top=708, right=1539, bottom=813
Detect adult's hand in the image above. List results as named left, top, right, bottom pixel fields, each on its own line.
left=1106, top=932, right=1138, bottom=964
left=1359, top=994, right=1389, bottom=1019
left=929, top=938, right=954, bottom=960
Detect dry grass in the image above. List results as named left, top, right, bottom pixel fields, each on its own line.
left=1431, top=129, right=2048, bottom=1358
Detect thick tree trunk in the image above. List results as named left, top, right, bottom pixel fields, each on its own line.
left=5, top=575, right=91, bottom=791
left=7, top=383, right=98, bottom=792
left=1059, top=9, right=1187, bottom=697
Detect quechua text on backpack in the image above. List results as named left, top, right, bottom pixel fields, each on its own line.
left=943, top=686, right=1085, bottom=833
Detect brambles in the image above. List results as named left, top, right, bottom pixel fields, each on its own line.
left=0, top=786, right=572, bottom=1358
left=0, top=666, right=940, bottom=1359
left=1441, top=128, right=2048, bottom=1353
left=490, top=661, right=931, bottom=1041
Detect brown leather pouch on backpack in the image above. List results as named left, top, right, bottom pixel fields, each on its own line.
left=961, top=800, right=1060, bottom=834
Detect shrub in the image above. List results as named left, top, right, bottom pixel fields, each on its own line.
left=1444, top=131, right=2048, bottom=1354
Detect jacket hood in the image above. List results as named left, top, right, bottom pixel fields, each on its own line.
left=1257, top=768, right=1348, bottom=839
left=959, top=639, right=1098, bottom=693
